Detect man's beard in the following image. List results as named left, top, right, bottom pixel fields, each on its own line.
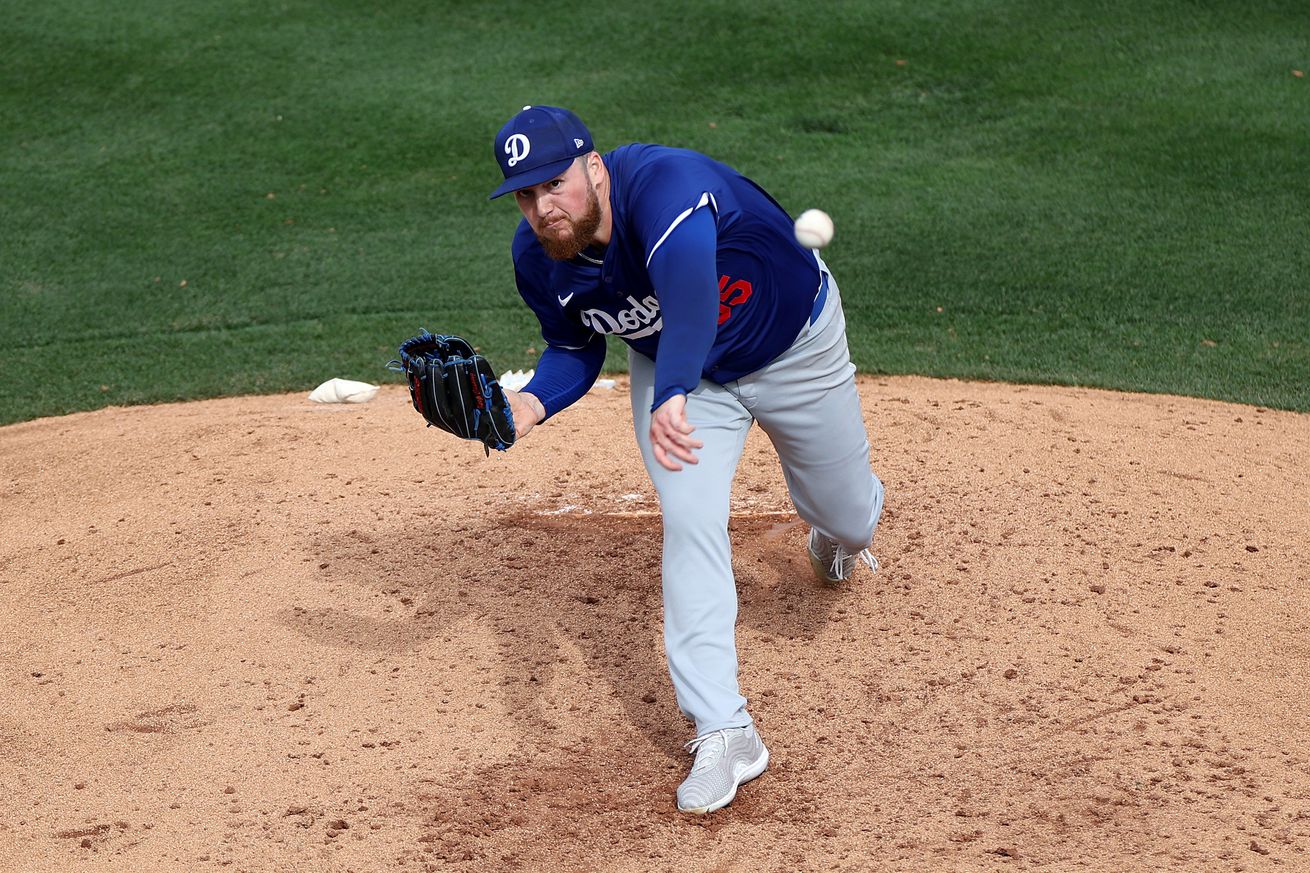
left=536, top=180, right=602, bottom=261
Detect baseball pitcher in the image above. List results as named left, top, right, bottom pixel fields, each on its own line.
left=487, top=105, right=885, bottom=814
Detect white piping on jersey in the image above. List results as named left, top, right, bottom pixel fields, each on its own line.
left=645, top=192, right=717, bottom=268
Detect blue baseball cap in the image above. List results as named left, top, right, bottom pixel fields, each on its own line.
left=489, top=105, right=594, bottom=200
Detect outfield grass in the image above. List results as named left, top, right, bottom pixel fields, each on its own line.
left=2, top=0, right=1307, bottom=424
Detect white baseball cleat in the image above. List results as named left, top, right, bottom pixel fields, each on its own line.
left=808, top=527, right=878, bottom=584
left=676, top=724, right=769, bottom=814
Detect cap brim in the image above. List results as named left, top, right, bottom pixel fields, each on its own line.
left=488, top=156, right=578, bottom=200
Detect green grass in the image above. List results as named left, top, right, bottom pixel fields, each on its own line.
left=3, top=0, right=1308, bottom=424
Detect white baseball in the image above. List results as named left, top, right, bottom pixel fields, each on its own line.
left=793, top=208, right=834, bottom=249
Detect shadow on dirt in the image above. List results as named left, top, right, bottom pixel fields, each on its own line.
left=277, top=508, right=843, bottom=869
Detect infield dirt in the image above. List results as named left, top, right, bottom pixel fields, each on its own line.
left=2, top=376, right=1308, bottom=872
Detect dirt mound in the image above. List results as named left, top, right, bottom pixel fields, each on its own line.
left=2, top=377, right=1307, bottom=871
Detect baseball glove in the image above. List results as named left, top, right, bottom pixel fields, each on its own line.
left=389, top=332, right=516, bottom=454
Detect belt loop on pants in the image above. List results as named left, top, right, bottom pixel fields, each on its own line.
left=809, top=272, right=830, bottom=325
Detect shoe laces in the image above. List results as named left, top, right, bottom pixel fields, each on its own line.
left=832, top=546, right=878, bottom=577
left=684, top=728, right=738, bottom=774
left=810, top=528, right=878, bottom=579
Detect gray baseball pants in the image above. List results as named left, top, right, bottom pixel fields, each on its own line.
left=628, top=265, right=885, bottom=736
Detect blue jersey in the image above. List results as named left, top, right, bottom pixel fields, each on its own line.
left=513, top=144, right=822, bottom=412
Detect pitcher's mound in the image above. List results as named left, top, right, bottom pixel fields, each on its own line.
left=2, top=376, right=1307, bottom=871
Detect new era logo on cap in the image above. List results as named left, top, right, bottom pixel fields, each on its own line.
left=489, top=105, right=594, bottom=200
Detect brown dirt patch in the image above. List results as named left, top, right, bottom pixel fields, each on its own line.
left=2, top=376, right=1308, bottom=871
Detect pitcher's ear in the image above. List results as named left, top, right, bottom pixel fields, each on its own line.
left=586, top=151, right=605, bottom=183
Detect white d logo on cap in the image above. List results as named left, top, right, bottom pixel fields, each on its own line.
left=505, top=134, right=531, bottom=168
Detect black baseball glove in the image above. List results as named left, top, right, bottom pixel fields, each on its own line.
left=389, top=332, right=516, bottom=454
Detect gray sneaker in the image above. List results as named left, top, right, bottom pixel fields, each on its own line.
left=676, top=724, right=769, bottom=814
left=808, top=527, right=878, bottom=584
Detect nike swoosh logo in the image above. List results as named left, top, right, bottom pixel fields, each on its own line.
left=557, top=292, right=575, bottom=306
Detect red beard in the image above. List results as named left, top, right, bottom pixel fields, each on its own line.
left=537, top=180, right=602, bottom=261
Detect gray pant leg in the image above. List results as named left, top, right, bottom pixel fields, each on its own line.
left=735, top=277, right=885, bottom=550
left=629, top=348, right=754, bottom=736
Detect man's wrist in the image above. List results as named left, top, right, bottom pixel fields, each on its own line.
left=520, top=391, right=547, bottom=425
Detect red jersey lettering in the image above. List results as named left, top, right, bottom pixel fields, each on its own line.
left=717, top=275, right=754, bottom=325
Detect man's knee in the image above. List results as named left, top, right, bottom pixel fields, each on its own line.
left=821, top=474, right=885, bottom=549
left=657, top=488, right=730, bottom=540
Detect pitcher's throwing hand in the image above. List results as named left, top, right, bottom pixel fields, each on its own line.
left=650, top=394, right=702, bottom=471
